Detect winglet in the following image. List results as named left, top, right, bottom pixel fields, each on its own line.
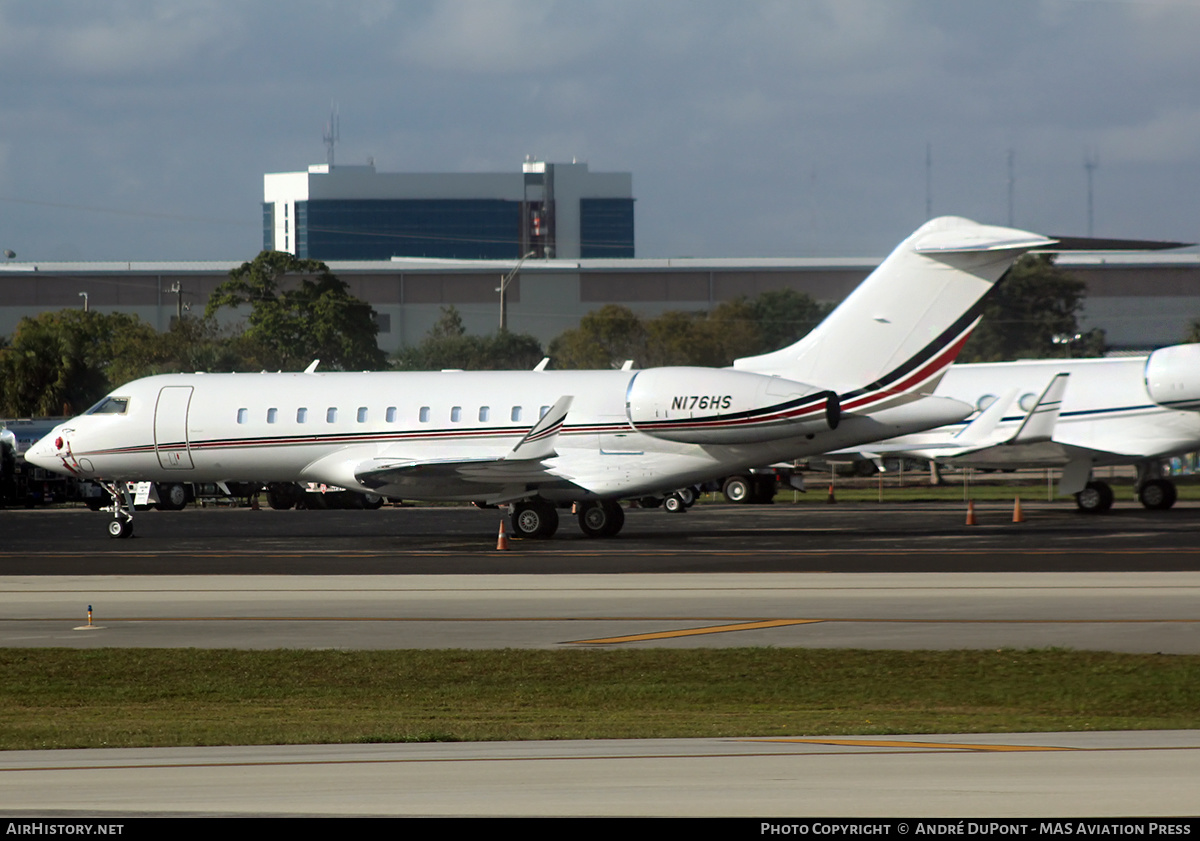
left=509, top=395, right=573, bottom=460
left=1010, top=373, right=1069, bottom=445
left=304, top=360, right=320, bottom=374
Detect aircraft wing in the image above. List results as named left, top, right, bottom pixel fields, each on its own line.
left=354, top=396, right=578, bottom=501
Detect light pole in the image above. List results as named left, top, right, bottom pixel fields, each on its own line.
left=1052, top=332, right=1081, bottom=358
left=78, top=292, right=89, bottom=313
left=498, top=251, right=536, bottom=331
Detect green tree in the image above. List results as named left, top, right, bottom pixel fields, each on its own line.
left=547, top=304, right=649, bottom=369
left=0, top=310, right=160, bottom=416
left=748, top=289, right=835, bottom=353
left=1185, top=319, right=1200, bottom=344
left=149, top=315, right=259, bottom=375
left=547, top=290, right=834, bottom=370
left=392, top=306, right=545, bottom=371
left=958, top=254, right=1105, bottom=362
left=205, top=251, right=387, bottom=371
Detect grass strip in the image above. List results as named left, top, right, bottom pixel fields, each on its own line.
left=2, top=648, right=1198, bottom=750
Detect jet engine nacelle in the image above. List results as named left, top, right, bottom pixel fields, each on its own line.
left=626, top=367, right=839, bottom=444
left=1145, top=344, right=1200, bottom=411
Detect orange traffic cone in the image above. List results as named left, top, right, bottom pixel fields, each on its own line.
left=496, top=519, right=510, bottom=551
left=827, top=484, right=837, bottom=504
left=965, top=499, right=977, bottom=526
left=1012, top=496, right=1024, bottom=523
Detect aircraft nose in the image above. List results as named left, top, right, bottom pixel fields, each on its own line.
left=26, top=429, right=65, bottom=472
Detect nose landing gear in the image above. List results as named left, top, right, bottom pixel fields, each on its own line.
left=99, top=481, right=135, bottom=539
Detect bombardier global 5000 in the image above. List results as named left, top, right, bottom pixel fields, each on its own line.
left=28, top=216, right=1056, bottom=539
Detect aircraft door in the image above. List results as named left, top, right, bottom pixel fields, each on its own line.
left=154, top=386, right=194, bottom=470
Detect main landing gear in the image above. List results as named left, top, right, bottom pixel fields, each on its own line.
left=507, top=497, right=628, bottom=539
left=1074, top=476, right=1179, bottom=512
left=99, top=480, right=135, bottom=539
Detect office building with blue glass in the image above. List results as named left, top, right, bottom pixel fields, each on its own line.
left=263, top=160, right=634, bottom=261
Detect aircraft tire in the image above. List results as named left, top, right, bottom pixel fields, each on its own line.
left=722, top=476, right=752, bottom=504
left=266, top=485, right=294, bottom=510
left=107, top=518, right=132, bottom=539
left=360, top=492, right=385, bottom=510
left=679, top=486, right=697, bottom=508
left=1138, top=478, right=1177, bottom=510
left=577, top=500, right=625, bottom=538
left=155, top=482, right=188, bottom=511
left=663, top=493, right=687, bottom=513
left=511, top=499, right=559, bottom=539
left=1075, top=480, right=1114, bottom=514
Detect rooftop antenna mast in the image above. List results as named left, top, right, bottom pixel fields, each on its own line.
left=1084, top=148, right=1099, bottom=237
left=324, top=102, right=340, bottom=168
left=1007, top=148, right=1016, bottom=227
left=925, top=142, right=933, bottom=220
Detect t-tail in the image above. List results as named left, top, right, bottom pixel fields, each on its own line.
left=734, top=216, right=1055, bottom=414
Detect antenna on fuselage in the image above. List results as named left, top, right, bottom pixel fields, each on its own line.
left=304, top=360, right=320, bottom=374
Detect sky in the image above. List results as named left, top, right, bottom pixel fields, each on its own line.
left=2, top=0, right=1200, bottom=262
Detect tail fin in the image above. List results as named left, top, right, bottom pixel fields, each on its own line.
left=734, top=217, right=1054, bottom=410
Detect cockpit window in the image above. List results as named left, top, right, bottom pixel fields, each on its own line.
left=86, top=397, right=129, bottom=415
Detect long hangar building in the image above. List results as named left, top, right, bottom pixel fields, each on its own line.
left=1, top=159, right=1197, bottom=352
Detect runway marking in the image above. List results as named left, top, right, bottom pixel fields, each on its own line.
left=762, top=738, right=1073, bottom=752
left=568, top=619, right=825, bottom=644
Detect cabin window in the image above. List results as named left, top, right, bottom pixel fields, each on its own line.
left=357, top=407, right=368, bottom=423
left=1018, top=393, right=1038, bottom=412
left=326, top=407, right=337, bottom=423
left=975, top=395, right=997, bottom=412
left=540, top=405, right=550, bottom=418
left=237, top=408, right=248, bottom=424
left=419, top=406, right=430, bottom=423
left=267, top=408, right=278, bottom=424
left=511, top=406, right=522, bottom=422
left=479, top=406, right=490, bottom=422
left=386, top=406, right=397, bottom=423
left=451, top=406, right=462, bottom=422
left=297, top=408, right=308, bottom=423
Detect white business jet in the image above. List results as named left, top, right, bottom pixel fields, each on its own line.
left=843, top=343, right=1200, bottom=512
left=27, top=216, right=1054, bottom=539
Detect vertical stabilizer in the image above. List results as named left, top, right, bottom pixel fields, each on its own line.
left=734, top=217, right=1054, bottom=409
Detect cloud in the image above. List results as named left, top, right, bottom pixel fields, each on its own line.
left=0, top=1, right=238, bottom=80
left=393, top=0, right=615, bottom=74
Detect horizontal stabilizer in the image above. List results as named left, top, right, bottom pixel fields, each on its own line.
left=1041, top=236, right=1193, bottom=252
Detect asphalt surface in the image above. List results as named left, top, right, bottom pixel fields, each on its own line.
left=3, top=498, right=1200, bottom=574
